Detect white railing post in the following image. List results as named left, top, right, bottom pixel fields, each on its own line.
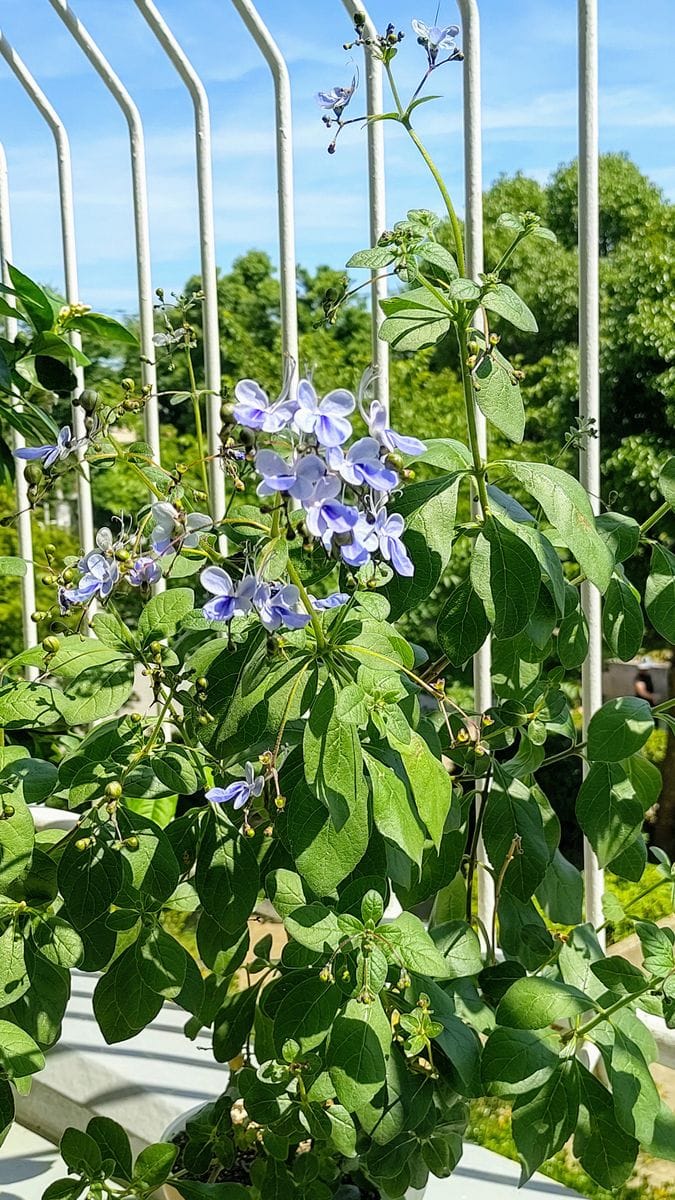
left=0, top=31, right=94, bottom=555
left=578, top=0, right=604, bottom=936
left=340, top=1, right=389, bottom=415
left=132, top=0, right=224, bottom=529
left=456, top=0, right=495, bottom=936
left=47, top=1, right=163, bottom=533
left=229, top=0, right=299, bottom=384
left=0, top=141, right=38, bottom=675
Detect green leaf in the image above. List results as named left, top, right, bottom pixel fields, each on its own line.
left=195, top=809, right=259, bottom=934
left=380, top=910, right=453, bottom=978
left=31, top=332, right=90, bottom=367
left=603, top=575, right=644, bottom=660
left=90, top=612, right=132, bottom=651
left=0, top=556, right=26, bottom=578
left=31, top=915, right=84, bottom=969
left=596, top=512, right=640, bottom=563
left=536, top=850, right=583, bottom=924
left=60, top=1127, right=102, bottom=1174
left=284, top=903, right=341, bottom=952
left=58, top=835, right=123, bottom=929
left=137, top=926, right=186, bottom=999
left=482, top=282, right=538, bottom=332
left=590, top=957, right=646, bottom=995
left=273, top=977, right=341, bottom=1053
left=0, top=924, right=28, bottom=1008
left=364, top=749, right=425, bottom=869
left=470, top=515, right=541, bottom=638
left=645, top=544, right=675, bottom=643
left=483, top=769, right=551, bottom=902
left=557, top=582, right=588, bottom=668
left=287, top=778, right=369, bottom=895
left=63, top=311, right=138, bottom=345
left=474, top=355, right=525, bottom=443
left=586, top=697, right=654, bottom=761
left=481, top=1026, right=560, bottom=1096
left=0, top=1077, right=14, bottom=1147
left=437, top=578, right=490, bottom=666
left=326, top=1103, right=357, bottom=1156
left=171, top=1184, right=249, bottom=1200
left=512, top=1062, right=579, bottom=1183
left=133, top=1142, right=178, bottom=1189
left=384, top=476, right=460, bottom=620
left=0, top=681, right=63, bottom=729
left=379, top=286, right=451, bottom=352
left=496, top=976, right=590, bottom=1029
left=407, top=437, right=472, bottom=472
left=304, top=680, right=366, bottom=826
left=574, top=1064, right=638, bottom=1189
left=0, top=1019, right=44, bottom=1077
left=86, top=1116, right=132, bottom=1181
left=7, top=264, right=55, bottom=331
left=635, top=921, right=675, bottom=976
left=49, top=637, right=134, bottom=725
left=212, top=985, right=259, bottom=1062
left=429, top=920, right=483, bottom=978
left=347, top=246, right=395, bottom=269
left=658, top=456, right=675, bottom=510
left=576, top=762, right=644, bottom=867
left=93, top=944, right=163, bottom=1044
left=266, top=870, right=308, bottom=921
left=137, top=587, right=194, bottom=643
left=389, top=730, right=452, bottom=849
left=504, top=461, right=613, bottom=592
left=152, top=745, right=201, bottom=796
left=416, top=241, right=459, bottom=276
left=327, top=1002, right=388, bottom=1112
left=0, top=790, right=34, bottom=891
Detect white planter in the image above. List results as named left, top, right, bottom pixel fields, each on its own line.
left=159, top=1106, right=426, bottom=1199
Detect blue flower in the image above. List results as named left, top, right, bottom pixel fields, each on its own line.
left=128, top=556, right=162, bottom=587
left=411, top=18, right=460, bottom=65
left=255, top=451, right=325, bottom=501
left=15, top=425, right=78, bottom=470
left=151, top=502, right=212, bottom=556
left=206, top=762, right=264, bottom=811
left=326, top=437, right=399, bottom=493
left=315, top=75, right=357, bottom=118
left=233, top=377, right=296, bottom=433
left=59, top=551, right=119, bottom=611
left=305, top=480, right=360, bottom=553
left=309, top=592, right=350, bottom=611
left=253, top=582, right=312, bottom=632
left=340, top=514, right=378, bottom=568
left=374, top=510, right=414, bottom=576
left=365, top=400, right=427, bottom=457
left=200, top=566, right=256, bottom=622
left=293, top=380, right=355, bottom=447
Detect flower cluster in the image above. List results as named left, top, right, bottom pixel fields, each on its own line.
left=199, top=566, right=342, bottom=632
left=234, top=371, right=424, bottom=580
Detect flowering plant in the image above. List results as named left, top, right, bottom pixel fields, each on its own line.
left=1, top=14, right=675, bottom=1200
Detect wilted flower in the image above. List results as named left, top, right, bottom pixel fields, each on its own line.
left=151, top=502, right=212, bottom=555
left=128, top=556, right=162, bottom=588
left=233, top=377, right=297, bottom=433
left=254, top=582, right=312, bottom=632
left=15, top=425, right=78, bottom=470
left=254, top=451, right=325, bottom=501
left=411, top=18, right=460, bottom=66
left=206, top=762, right=264, bottom=810
left=200, top=566, right=256, bottom=622
left=293, top=380, right=355, bottom=447
left=315, top=75, right=357, bottom=118
left=326, top=438, right=399, bottom=493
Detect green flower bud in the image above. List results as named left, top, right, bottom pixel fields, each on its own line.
left=105, top=781, right=123, bottom=800
left=24, top=464, right=43, bottom=485
left=79, top=388, right=99, bottom=413
left=125, top=836, right=139, bottom=851
left=42, top=636, right=60, bottom=654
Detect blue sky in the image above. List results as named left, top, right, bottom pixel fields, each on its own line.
left=0, top=0, right=673, bottom=314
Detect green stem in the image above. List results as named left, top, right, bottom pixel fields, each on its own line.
left=286, top=558, right=325, bottom=649
left=570, top=978, right=657, bottom=1041
left=458, top=329, right=490, bottom=517
left=654, top=696, right=675, bottom=715
left=541, top=742, right=586, bottom=767
left=107, top=433, right=164, bottom=500
left=640, top=500, right=670, bottom=535
left=185, top=347, right=210, bottom=500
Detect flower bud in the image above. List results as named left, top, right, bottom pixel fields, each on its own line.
left=125, top=836, right=139, bottom=851
left=79, top=388, right=99, bottom=413
left=2, top=805, right=15, bottom=819
left=130, top=712, right=143, bottom=724
left=75, top=838, right=91, bottom=852
left=196, top=677, right=208, bottom=690
left=24, top=463, right=43, bottom=485
left=105, top=781, right=123, bottom=800
left=42, top=636, right=60, bottom=654
left=275, top=794, right=286, bottom=811
left=122, top=378, right=135, bottom=391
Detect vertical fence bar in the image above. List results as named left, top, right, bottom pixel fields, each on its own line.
left=47, top=1, right=163, bottom=531
left=230, top=0, right=299, bottom=382
left=0, top=141, right=38, bottom=674
left=578, top=0, right=604, bottom=934
left=0, top=32, right=94, bottom=555
left=340, top=1, right=389, bottom=415
left=133, top=0, right=224, bottom=527
left=456, top=0, right=495, bottom=935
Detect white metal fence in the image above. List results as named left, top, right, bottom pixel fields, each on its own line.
left=0, top=0, right=671, bottom=1064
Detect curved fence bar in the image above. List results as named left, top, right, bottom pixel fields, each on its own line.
left=340, top=0, right=389, bottom=415
left=577, top=0, right=604, bottom=936
left=0, top=141, right=38, bottom=675
left=0, top=31, right=94, bottom=554
left=230, top=0, right=299, bottom=382
left=455, top=0, right=495, bottom=936
left=47, top=0, right=162, bottom=507
left=133, top=0, right=224, bottom=528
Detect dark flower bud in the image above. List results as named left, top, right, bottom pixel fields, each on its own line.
left=79, top=388, right=99, bottom=413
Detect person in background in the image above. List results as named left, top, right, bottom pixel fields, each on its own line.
left=634, top=660, right=657, bottom=706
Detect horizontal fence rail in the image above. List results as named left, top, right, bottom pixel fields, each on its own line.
left=0, top=0, right=671, bottom=1067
